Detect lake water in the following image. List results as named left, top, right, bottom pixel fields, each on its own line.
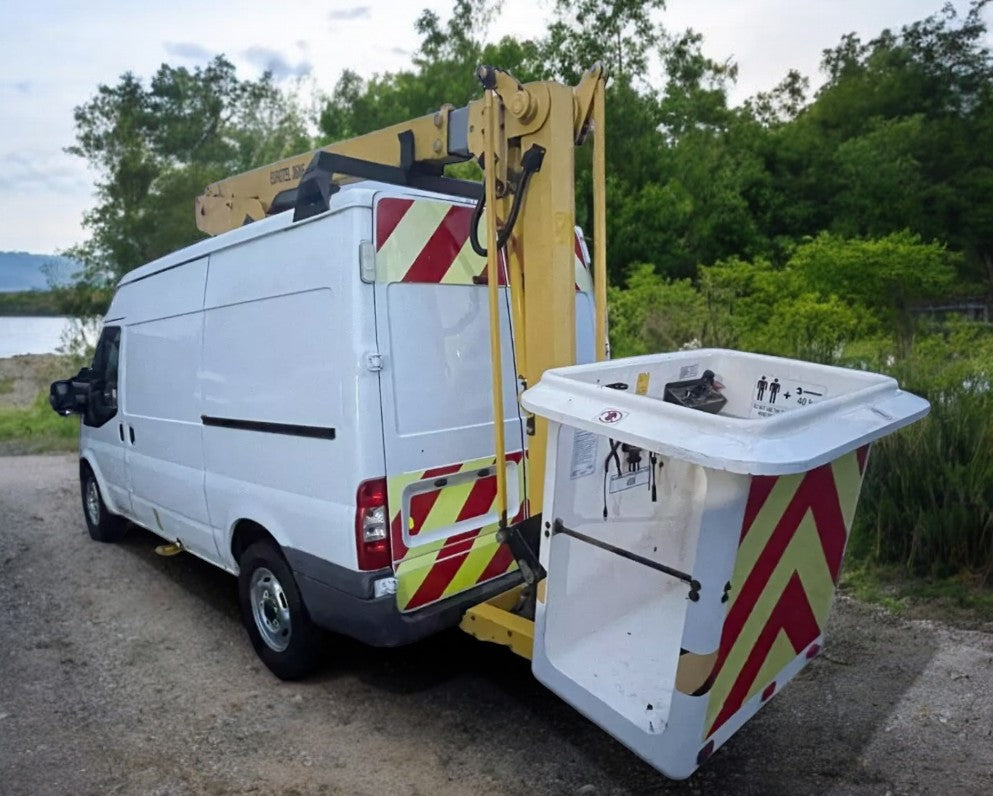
left=0, top=316, right=76, bottom=358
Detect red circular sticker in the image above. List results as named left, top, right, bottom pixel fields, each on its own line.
left=597, top=409, right=625, bottom=424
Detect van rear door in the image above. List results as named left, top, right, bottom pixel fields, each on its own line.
left=373, top=194, right=526, bottom=612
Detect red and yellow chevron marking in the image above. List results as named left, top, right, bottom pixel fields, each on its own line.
left=705, top=445, right=870, bottom=737
left=388, top=451, right=525, bottom=612
left=376, top=197, right=590, bottom=290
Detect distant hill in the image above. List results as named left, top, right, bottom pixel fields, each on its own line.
left=0, top=252, right=80, bottom=292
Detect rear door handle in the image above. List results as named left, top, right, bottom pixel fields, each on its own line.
left=129, top=426, right=135, bottom=444
left=118, top=423, right=124, bottom=442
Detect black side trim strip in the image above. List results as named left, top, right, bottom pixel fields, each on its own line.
left=201, top=415, right=335, bottom=440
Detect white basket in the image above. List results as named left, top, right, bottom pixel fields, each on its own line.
left=521, top=349, right=929, bottom=779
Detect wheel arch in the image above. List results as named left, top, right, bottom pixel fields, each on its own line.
left=230, top=519, right=282, bottom=569
left=77, top=453, right=120, bottom=513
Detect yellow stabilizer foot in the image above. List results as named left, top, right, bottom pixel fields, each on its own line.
left=154, top=542, right=184, bottom=557
left=460, top=584, right=535, bottom=660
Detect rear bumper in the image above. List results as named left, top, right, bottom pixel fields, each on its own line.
left=285, top=547, right=523, bottom=647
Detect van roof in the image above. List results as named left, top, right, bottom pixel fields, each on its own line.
left=118, top=181, right=476, bottom=287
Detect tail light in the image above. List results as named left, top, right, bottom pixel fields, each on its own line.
left=355, top=478, right=391, bottom=571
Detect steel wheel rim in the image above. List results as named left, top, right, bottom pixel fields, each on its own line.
left=249, top=567, right=292, bottom=652
left=85, top=478, right=101, bottom=527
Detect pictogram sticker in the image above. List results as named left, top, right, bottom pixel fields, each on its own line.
left=596, top=408, right=626, bottom=424
left=751, top=375, right=828, bottom=418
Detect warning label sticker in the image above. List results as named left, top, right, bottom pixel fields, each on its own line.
left=570, top=430, right=599, bottom=479
left=750, top=374, right=828, bottom=418
left=609, top=467, right=650, bottom=494
left=595, top=408, right=627, bottom=424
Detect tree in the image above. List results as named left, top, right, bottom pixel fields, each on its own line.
left=789, top=231, right=959, bottom=349
left=542, top=0, right=666, bottom=85
left=764, top=1, right=993, bottom=288
left=694, top=233, right=959, bottom=362
left=319, top=1, right=545, bottom=141
left=65, top=56, right=311, bottom=313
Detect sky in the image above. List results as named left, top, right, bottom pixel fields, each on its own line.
left=0, top=0, right=989, bottom=255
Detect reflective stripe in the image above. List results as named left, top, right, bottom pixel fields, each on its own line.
left=388, top=452, right=525, bottom=612
left=705, top=445, right=870, bottom=736
left=375, top=197, right=591, bottom=291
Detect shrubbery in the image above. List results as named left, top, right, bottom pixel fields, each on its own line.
left=607, top=233, right=992, bottom=583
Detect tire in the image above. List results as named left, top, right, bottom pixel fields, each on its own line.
left=238, top=541, right=322, bottom=680
left=80, top=463, right=127, bottom=543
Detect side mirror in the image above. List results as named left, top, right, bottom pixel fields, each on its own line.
left=49, top=376, right=90, bottom=416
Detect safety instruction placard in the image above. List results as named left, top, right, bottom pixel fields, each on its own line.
left=570, top=430, right=599, bottom=479
left=749, top=374, right=828, bottom=418
left=608, top=467, right=651, bottom=494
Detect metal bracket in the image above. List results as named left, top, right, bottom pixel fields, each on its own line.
left=289, top=148, right=484, bottom=223
left=551, top=519, right=701, bottom=601
left=365, top=353, right=384, bottom=372
left=497, top=514, right=546, bottom=586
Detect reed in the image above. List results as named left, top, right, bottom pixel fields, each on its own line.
left=852, top=349, right=993, bottom=584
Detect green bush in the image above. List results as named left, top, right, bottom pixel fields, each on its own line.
left=608, top=264, right=707, bottom=357
left=608, top=249, right=993, bottom=586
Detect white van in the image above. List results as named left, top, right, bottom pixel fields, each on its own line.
left=51, top=181, right=595, bottom=678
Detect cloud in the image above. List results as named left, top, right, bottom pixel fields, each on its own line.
left=242, top=46, right=313, bottom=80
left=1, top=80, right=32, bottom=94
left=0, top=151, right=90, bottom=195
left=328, top=6, right=370, bottom=21
left=390, top=47, right=409, bottom=57
left=164, top=41, right=213, bottom=61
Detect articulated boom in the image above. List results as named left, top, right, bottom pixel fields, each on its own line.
left=195, top=66, right=609, bottom=518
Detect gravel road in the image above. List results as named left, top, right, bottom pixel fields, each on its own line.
left=1, top=454, right=991, bottom=795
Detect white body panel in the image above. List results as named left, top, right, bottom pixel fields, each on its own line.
left=119, top=258, right=212, bottom=558
left=377, top=281, right=523, bottom=471
left=199, top=204, right=380, bottom=572
left=81, top=188, right=386, bottom=575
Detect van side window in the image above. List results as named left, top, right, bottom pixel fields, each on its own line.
left=84, top=326, right=121, bottom=428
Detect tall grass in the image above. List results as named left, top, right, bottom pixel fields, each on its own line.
left=850, top=341, right=993, bottom=584
left=0, top=391, right=79, bottom=455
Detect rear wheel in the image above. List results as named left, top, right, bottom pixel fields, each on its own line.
left=237, top=541, right=321, bottom=680
left=80, top=463, right=127, bottom=543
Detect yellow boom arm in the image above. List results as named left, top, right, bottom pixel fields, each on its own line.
left=195, top=110, right=464, bottom=236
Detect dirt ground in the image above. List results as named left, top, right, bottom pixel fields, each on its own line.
left=1, top=454, right=991, bottom=795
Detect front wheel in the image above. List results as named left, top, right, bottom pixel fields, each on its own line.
left=80, top=463, right=127, bottom=543
left=238, top=541, right=322, bottom=680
